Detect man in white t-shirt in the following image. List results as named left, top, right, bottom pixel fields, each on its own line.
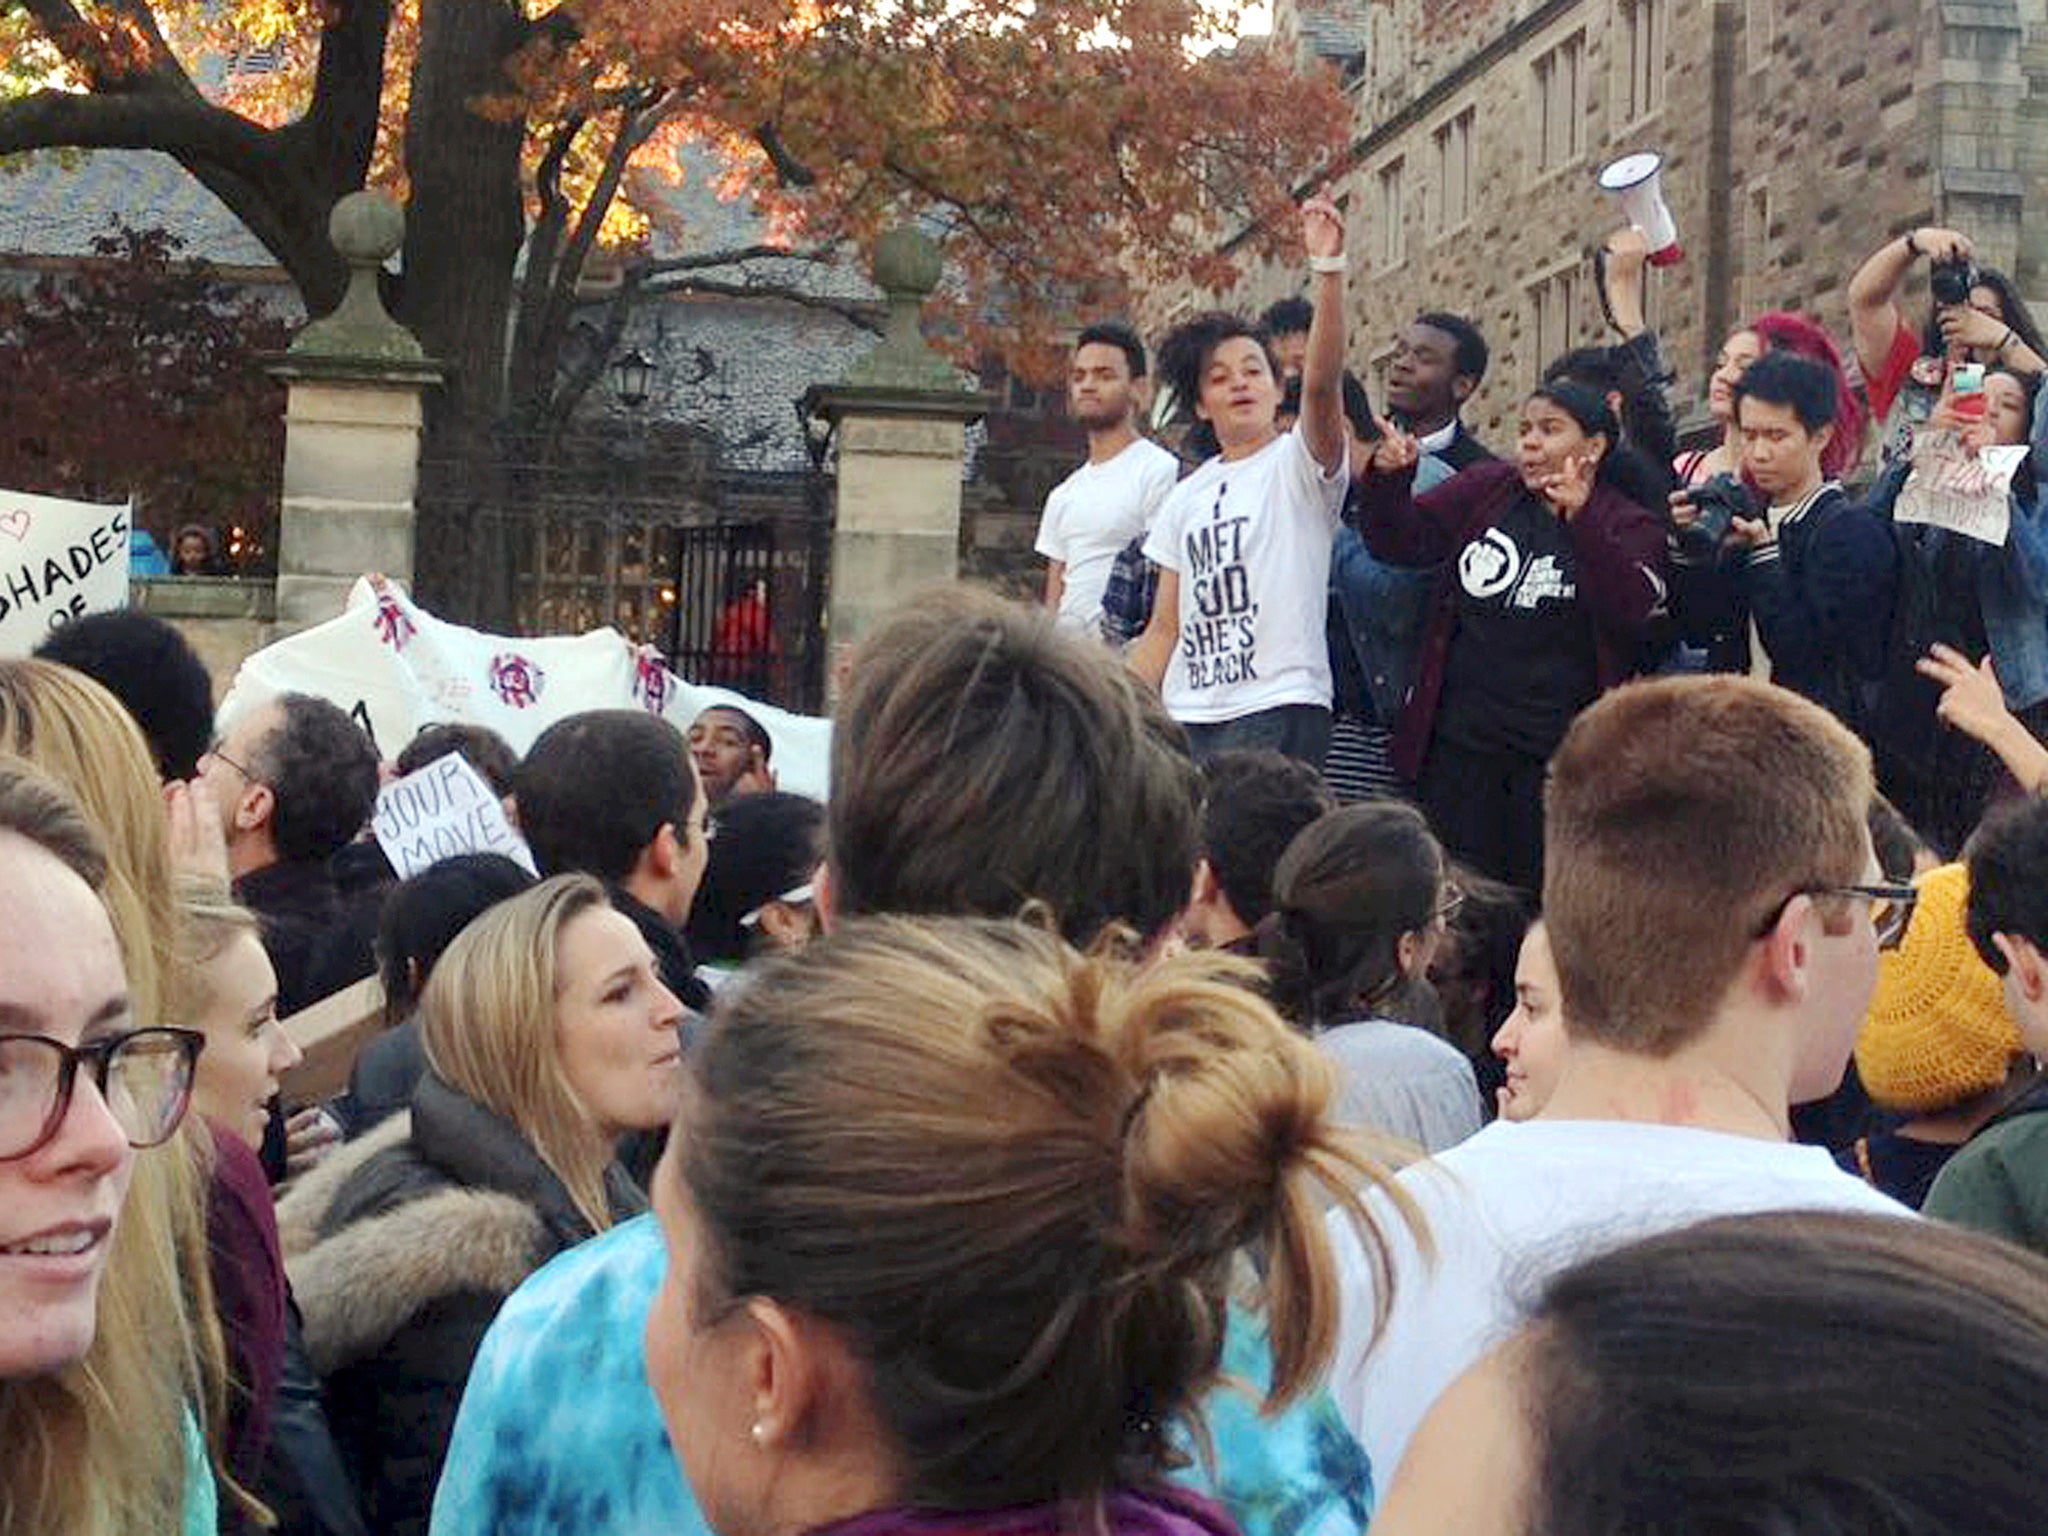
left=1330, top=674, right=1917, bottom=1486
left=1129, top=197, right=1352, bottom=768
left=1035, top=323, right=1181, bottom=637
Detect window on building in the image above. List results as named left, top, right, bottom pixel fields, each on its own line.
left=1529, top=269, right=1581, bottom=381
left=1747, top=0, right=1773, bottom=69
left=1532, top=32, right=1586, bottom=172
left=1619, top=0, right=1665, bottom=122
left=226, top=39, right=286, bottom=78
left=1434, top=110, right=1475, bottom=235
left=1377, top=159, right=1406, bottom=267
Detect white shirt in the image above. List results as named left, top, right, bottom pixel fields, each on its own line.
left=1327, top=1118, right=1911, bottom=1482
left=1034, top=437, right=1181, bottom=634
left=1142, top=429, right=1349, bottom=723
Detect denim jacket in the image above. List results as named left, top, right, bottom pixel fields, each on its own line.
left=1329, top=455, right=1452, bottom=723
left=1868, top=386, right=2048, bottom=711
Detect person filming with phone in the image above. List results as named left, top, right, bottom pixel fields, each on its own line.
left=1849, top=227, right=2048, bottom=464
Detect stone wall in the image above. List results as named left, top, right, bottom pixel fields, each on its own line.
left=129, top=577, right=276, bottom=701
left=1172, top=0, right=2046, bottom=450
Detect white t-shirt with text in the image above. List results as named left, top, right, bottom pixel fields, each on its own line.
left=1327, top=1118, right=1911, bottom=1484
left=1034, top=437, right=1181, bottom=634
left=1143, top=429, right=1348, bottom=724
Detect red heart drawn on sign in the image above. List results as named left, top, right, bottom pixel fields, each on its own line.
left=0, top=510, right=29, bottom=542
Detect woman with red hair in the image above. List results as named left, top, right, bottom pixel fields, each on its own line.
left=1676, top=311, right=1869, bottom=486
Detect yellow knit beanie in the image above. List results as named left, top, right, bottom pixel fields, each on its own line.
left=1856, top=862, right=2025, bottom=1113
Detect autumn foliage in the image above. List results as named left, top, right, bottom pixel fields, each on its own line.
left=0, top=225, right=290, bottom=565
left=4, top=0, right=1351, bottom=385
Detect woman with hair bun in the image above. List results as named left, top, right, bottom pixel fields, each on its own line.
left=646, top=915, right=1413, bottom=1536
left=1257, top=804, right=1482, bottom=1152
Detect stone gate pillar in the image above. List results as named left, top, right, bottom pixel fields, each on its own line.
left=269, top=193, right=443, bottom=633
left=802, top=228, right=990, bottom=701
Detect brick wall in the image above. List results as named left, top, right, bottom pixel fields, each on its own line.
left=1158, top=0, right=2048, bottom=453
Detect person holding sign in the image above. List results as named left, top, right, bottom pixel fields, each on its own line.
left=1128, top=196, right=1354, bottom=769
left=1870, top=367, right=2048, bottom=849
left=1354, top=381, right=1668, bottom=894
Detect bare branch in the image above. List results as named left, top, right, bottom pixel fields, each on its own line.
left=0, top=86, right=271, bottom=161
left=634, top=242, right=842, bottom=276
left=528, top=87, right=686, bottom=391
left=753, top=121, right=816, bottom=187
left=508, top=114, right=585, bottom=413
left=545, top=266, right=647, bottom=423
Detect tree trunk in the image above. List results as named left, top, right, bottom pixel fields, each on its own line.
left=398, top=0, right=530, bottom=623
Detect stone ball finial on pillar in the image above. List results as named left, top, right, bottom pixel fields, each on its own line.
left=289, top=190, right=427, bottom=364
left=842, top=224, right=960, bottom=392
left=871, top=226, right=944, bottom=302
left=329, top=191, right=406, bottom=266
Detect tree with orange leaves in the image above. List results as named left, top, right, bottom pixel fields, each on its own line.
left=1, top=0, right=1348, bottom=611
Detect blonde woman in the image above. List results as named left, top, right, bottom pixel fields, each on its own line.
left=0, top=661, right=243, bottom=1533
left=646, top=916, right=1413, bottom=1536
left=0, top=758, right=211, bottom=1536
left=168, top=878, right=314, bottom=1514
left=279, top=873, right=685, bottom=1536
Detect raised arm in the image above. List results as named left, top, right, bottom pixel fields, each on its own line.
left=1849, top=227, right=1971, bottom=379
left=1297, top=195, right=1349, bottom=478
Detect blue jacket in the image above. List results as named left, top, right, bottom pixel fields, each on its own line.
left=1864, top=389, right=2048, bottom=712
left=430, top=1216, right=1376, bottom=1536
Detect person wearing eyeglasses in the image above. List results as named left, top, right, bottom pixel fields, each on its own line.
left=1324, top=674, right=1916, bottom=1487
left=0, top=757, right=216, bottom=1534
left=1255, top=801, right=1483, bottom=1153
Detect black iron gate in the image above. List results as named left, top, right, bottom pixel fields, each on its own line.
left=414, top=426, right=830, bottom=713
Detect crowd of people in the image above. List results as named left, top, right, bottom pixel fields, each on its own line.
left=11, top=192, right=2048, bottom=1536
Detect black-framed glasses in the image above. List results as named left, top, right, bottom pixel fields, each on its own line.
left=0, top=1029, right=204, bottom=1162
left=1751, top=882, right=1920, bottom=951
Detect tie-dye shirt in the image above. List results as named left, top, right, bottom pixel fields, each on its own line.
left=429, top=1216, right=1374, bottom=1536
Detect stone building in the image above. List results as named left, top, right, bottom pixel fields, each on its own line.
left=1175, top=0, right=2045, bottom=448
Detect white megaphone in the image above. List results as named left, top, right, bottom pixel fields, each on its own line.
left=1598, top=151, right=1682, bottom=267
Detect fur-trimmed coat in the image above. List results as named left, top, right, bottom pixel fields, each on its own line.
left=276, top=1072, right=645, bottom=1536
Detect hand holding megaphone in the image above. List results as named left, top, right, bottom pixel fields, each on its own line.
left=1598, top=151, right=1683, bottom=267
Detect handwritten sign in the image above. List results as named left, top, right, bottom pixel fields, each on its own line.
left=1894, top=430, right=2030, bottom=546
left=0, top=489, right=133, bottom=655
left=372, top=753, right=538, bottom=881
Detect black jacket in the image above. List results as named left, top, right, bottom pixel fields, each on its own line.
left=278, top=1072, right=645, bottom=1536
left=607, top=885, right=712, bottom=1012
left=1673, top=484, right=1898, bottom=729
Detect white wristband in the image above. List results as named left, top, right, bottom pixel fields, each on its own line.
left=1308, top=253, right=1348, bottom=274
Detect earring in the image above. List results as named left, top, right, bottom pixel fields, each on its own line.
left=751, top=1421, right=768, bottom=1445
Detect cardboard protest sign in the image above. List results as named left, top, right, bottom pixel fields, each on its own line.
left=223, top=577, right=832, bottom=799
left=0, top=489, right=133, bottom=655
left=373, top=752, right=538, bottom=880
left=1894, top=431, right=2030, bottom=546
